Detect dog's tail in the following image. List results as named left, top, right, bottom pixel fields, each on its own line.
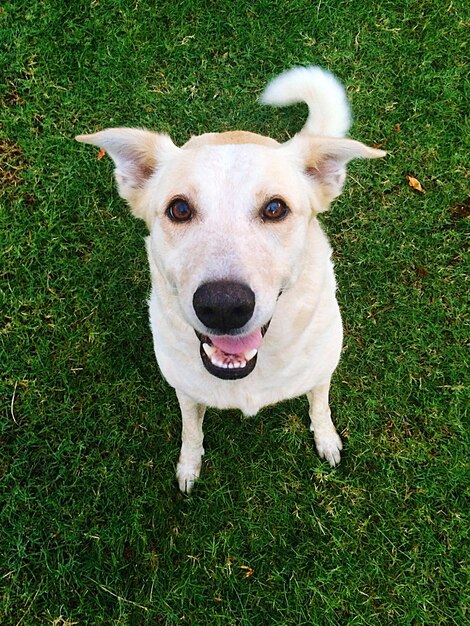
left=260, top=66, right=351, bottom=138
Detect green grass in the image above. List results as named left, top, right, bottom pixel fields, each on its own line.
left=1, top=0, right=468, bottom=623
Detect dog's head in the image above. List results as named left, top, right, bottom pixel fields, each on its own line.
left=76, top=68, right=385, bottom=380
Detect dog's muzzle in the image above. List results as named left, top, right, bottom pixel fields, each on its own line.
left=193, top=280, right=264, bottom=380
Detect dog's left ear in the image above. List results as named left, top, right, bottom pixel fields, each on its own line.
left=76, top=128, right=179, bottom=222
left=283, top=135, right=386, bottom=211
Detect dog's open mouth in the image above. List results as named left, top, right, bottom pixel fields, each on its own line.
left=196, top=325, right=269, bottom=380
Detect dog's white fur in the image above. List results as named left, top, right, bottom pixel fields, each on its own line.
left=76, top=67, right=385, bottom=493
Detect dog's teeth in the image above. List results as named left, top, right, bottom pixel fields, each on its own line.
left=203, top=343, right=216, bottom=358
left=202, top=343, right=251, bottom=370
left=244, top=349, right=257, bottom=361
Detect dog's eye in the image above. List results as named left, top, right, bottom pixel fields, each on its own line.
left=166, top=198, right=193, bottom=223
left=261, top=199, right=289, bottom=222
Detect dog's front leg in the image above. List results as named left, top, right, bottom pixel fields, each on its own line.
left=175, top=390, right=206, bottom=494
left=307, top=381, right=342, bottom=467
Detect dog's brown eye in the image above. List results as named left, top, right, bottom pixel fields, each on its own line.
left=166, top=198, right=193, bottom=223
left=261, top=198, right=289, bottom=222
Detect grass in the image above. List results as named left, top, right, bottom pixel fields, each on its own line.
left=1, top=0, right=468, bottom=623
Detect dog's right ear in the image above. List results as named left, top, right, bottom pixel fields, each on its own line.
left=76, top=128, right=179, bottom=221
left=281, top=135, right=386, bottom=211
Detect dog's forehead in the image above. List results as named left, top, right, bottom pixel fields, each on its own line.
left=182, top=130, right=279, bottom=149
left=188, top=143, right=272, bottom=179
left=162, top=141, right=299, bottom=205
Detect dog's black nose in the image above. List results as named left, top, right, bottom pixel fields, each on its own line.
left=193, top=281, right=255, bottom=332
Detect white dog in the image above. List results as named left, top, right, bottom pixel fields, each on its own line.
left=76, top=67, right=385, bottom=493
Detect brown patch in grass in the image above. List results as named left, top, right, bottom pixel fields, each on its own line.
left=0, top=138, right=26, bottom=189
left=1, top=80, right=26, bottom=107
left=449, top=197, right=470, bottom=220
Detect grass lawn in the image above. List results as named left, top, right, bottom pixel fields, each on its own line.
left=1, top=0, right=468, bottom=624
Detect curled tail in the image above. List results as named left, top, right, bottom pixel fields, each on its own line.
left=260, top=66, right=351, bottom=138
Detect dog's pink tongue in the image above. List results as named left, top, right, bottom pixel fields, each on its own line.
left=210, top=329, right=262, bottom=355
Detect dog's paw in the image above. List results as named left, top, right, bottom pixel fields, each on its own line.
left=312, top=429, right=343, bottom=467
left=176, top=461, right=201, bottom=495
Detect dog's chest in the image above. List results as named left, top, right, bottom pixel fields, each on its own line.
left=148, top=285, right=342, bottom=415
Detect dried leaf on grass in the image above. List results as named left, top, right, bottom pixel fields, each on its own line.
left=240, top=565, right=254, bottom=578
left=97, top=147, right=106, bottom=161
left=406, top=175, right=424, bottom=193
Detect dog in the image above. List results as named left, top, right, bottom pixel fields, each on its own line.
left=76, top=67, right=385, bottom=493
